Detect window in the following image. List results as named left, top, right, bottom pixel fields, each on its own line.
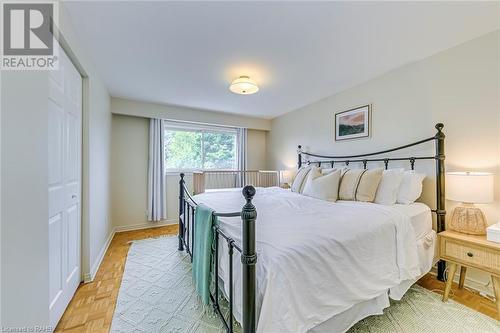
left=164, top=121, right=238, bottom=171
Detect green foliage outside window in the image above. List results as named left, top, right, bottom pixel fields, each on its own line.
left=165, top=128, right=236, bottom=170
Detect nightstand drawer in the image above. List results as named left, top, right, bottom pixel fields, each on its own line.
left=441, top=237, right=500, bottom=274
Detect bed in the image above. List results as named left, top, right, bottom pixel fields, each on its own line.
left=177, top=123, right=447, bottom=333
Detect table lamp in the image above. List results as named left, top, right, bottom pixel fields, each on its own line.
left=280, top=169, right=295, bottom=189
left=446, top=172, right=494, bottom=235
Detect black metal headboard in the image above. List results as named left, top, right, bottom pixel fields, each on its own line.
left=297, top=123, right=446, bottom=280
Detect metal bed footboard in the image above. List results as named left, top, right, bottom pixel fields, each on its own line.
left=178, top=173, right=257, bottom=333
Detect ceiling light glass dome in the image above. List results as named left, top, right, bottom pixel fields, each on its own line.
left=229, top=76, right=259, bottom=95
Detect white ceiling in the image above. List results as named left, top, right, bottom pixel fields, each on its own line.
left=63, top=1, right=499, bottom=119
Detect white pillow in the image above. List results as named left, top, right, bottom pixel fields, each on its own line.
left=321, top=168, right=336, bottom=175
left=321, top=167, right=349, bottom=175
left=374, top=169, right=404, bottom=205
left=291, top=166, right=311, bottom=193
left=397, top=171, right=426, bottom=204
left=302, top=167, right=341, bottom=202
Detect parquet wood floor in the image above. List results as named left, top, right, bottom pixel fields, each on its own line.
left=54, top=225, right=178, bottom=333
left=417, top=273, right=498, bottom=320
left=55, top=225, right=497, bottom=332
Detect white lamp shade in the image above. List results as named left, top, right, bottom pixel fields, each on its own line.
left=280, top=169, right=295, bottom=184
left=446, top=172, right=494, bottom=204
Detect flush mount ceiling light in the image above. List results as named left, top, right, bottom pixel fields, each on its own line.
left=229, top=76, right=259, bottom=95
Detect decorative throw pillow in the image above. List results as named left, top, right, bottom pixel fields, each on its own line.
left=291, top=166, right=311, bottom=193
left=338, top=169, right=364, bottom=200
left=302, top=168, right=341, bottom=202
left=374, top=169, right=405, bottom=205
left=397, top=171, right=426, bottom=204
left=355, top=168, right=384, bottom=202
left=339, top=168, right=383, bottom=202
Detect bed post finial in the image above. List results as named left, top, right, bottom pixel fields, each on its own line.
left=178, top=173, right=185, bottom=251
left=434, top=123, right=446, bottom=281
left=243, top=185, right=256, bottom=204
left=241, top=185, right=257, bottom=333
left=297, top=145, right=302, bottom=169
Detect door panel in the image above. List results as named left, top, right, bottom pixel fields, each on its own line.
left=48, top=98, right=64, bottom=218
left=66, top=113, right=79, bottom=183
left=48, top=100, right=63, bottom=185
left=48, top=47, right=82, bottom=328
left=67, top=205, right=79, bottom=282
left=48, top=213, right=63, bottom=307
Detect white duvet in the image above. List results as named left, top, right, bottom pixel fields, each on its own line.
left=193, top=187, right=423, bottom=333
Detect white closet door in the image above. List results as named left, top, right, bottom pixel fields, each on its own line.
left=48, top=47, right=82, bottom=328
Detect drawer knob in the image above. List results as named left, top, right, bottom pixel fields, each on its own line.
left=467, top=252, right=474, bottom=257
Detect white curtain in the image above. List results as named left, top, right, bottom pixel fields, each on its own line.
left=236, top=128, right=248, bottom=187
left=147, top=118, right=167, bottom=221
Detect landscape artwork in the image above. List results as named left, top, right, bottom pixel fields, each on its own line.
left=335, top=105, right=370, bottom=141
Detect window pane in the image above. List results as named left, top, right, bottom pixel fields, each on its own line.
left=202, top=131, right=236, bottom=170
left=165, top=130, right=202, bottom=169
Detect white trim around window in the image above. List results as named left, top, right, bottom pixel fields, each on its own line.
left=164, top=120, right=238, bottom=134
left=164, top=120, right=240, bottom=173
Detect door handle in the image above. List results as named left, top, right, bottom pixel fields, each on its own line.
left=72, top=195, right=77, bottom=199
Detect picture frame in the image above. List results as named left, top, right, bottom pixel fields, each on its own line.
left=335, top=104, right=371, bottom=141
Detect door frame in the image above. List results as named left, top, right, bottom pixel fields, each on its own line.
left=52, top=24, right=91, bottom=284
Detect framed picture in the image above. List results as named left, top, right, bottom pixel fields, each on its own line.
left=335, top=104, right=371, bottom=141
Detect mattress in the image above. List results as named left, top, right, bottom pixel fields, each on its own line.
left=205, top=188, right=433, bottom=241
left=336, top=200, right=432, bottom=240
left=194, top=187, right=434, bottom=333
left=313, top=230, right=437, bottom=333
left=300, top=227, right=437, bottom=333
left=393, top=202, right=433, bottom=240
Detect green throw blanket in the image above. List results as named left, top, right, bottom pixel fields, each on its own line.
left=192, top=204, right=217, bottom=305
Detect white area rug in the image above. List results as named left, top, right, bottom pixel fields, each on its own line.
left=110, top=236, right=500, bottom=333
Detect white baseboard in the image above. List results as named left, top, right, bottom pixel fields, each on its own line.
left=114, top=219, right=177, bottom=233
left=82, top=219, right=177, bottom=283
left=83, top=227, right=116, bottom=283
left=428, top=267, right=494, bottom=297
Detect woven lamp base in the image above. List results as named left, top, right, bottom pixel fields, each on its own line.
left=449, top=204, right=487, bottom=235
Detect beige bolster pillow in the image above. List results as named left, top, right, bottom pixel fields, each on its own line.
left=339, top=168, right=383, bottom=202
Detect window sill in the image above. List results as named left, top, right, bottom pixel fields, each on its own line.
left=165, top=170, right=239, bottom=176
left=165, top=171, right=195, bottom=176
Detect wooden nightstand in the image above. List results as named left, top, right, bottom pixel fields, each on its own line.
left=438, top=231, right=500, bottom=319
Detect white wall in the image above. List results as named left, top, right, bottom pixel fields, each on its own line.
left=85, top=77, right=112, bottom=280
left=110, top=113, right=268, bottom=230
left=111, top=115, right=150, bottom=229
left=268, top=30, right=500, bottom=294
left=0, top=5, right=112, bottom=326
left=1, top=71, right=50, bottom=327
left=111, top=97, right=271, bottom=131
left=247, top=129, right=267, bottom=170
